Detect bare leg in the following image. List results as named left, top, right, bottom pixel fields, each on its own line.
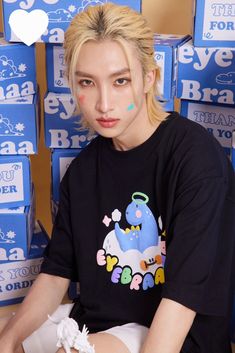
left=56, top=332, right=130, bottom=353
left=0, top=315, right=25, bottom=353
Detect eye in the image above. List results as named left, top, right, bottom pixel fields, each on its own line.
left=78, top=79, right=94, bottom=87
left=115, top=78, right=131, bottom=86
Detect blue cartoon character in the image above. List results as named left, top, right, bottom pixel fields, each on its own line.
left=97, top=193, right=165, bottom=290
left=216, top=72, right=235, bottom=85
left=0, top=56, right=26, bottom=81
left=115, top=192, right=159, bottom=253
left=78, top=0, right=107, bottom=13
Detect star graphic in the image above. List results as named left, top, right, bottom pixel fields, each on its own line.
left=6, top=230, right=16, bottom=239
left=102, top=215, right=112, bottom=227
left=15, top=123, right=25, bottom=132
left=68, top=5, right=76, bottom=12
left=18, top=63, right=27, bottom=72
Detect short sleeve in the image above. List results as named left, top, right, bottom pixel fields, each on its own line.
left=40, top=171, right=79, bottom=281
left=161, top=133, right=235, bottom=317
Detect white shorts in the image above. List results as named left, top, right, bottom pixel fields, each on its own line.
left=22, top=304, right=148, bottom=353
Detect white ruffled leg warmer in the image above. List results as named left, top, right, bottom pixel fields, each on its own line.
left=48, top=315, right=95, bottom=353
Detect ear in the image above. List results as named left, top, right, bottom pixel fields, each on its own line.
left=144, top=69, right=156, bottom=93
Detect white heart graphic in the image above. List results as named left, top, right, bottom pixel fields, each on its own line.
left=9, top=9, right=49, bottom=46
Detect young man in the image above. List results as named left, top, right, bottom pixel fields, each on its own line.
left=0, top=3, right=235, bottom=353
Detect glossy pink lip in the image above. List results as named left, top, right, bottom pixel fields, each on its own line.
left=96, top=118, right=119, bottom=128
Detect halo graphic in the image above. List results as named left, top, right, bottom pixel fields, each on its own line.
left=132, top=192, right=149, bottom=205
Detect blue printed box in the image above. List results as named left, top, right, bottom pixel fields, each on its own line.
left=51, top=148, right=81, bottom=202
left=0, top=188, right=35, bottom=262
left=0, top=93, right=39, bottom=155
left=177, top=40, right=235, bottom=105
left=193, top=0, right=235, bottom=47
left=0, top=35, right=36, bottom=100
left=3, top=0, right=142, bottom=44
left=46, top=44, right=70, bottom=93
left=0, top=155, right=31, bottom=209
left=154, top=34, right=191, bottom=101
left=180, top=100, right=235, bottom=155
left=44, top=92, right=94, bottom=148
left=232, top=131, right=235, bottom=169
left=0, top=221, right=49, bottom=306
left=159, top=99, right=174, bottom=112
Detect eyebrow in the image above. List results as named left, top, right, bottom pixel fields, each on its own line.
left=75, top=68, right=131, bottom=78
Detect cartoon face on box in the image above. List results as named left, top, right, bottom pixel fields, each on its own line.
left=0, top=38, right=36, bottom=100
left=3, top=0, right=142, bottom=44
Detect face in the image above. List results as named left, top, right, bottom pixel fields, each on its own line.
left=75, top=39, right=155, bottom=150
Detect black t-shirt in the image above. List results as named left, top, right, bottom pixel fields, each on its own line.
left=41, top=112, right=235, bottom=353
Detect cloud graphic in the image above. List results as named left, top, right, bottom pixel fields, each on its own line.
left=0, top=114, right=24, bottom=136
left=78, top=0, right=107, bottom=13
left=0, top=55, right=26, bottom=81
left=216, top=72, right=235, bottom=85
left=47, top=9, right=73, bottom=22
left=0, top=229, right=15, bottom=243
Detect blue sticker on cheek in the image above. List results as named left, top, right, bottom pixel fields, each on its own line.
left=127, top=103, right=135, bottom=111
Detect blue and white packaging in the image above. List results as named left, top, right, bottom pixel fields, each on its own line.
left=154, top=34, right=191, bottom=101
left=46, top=44, right=70, bottom=93
left=180, top=100, right=234, bottom=155
left=232, top=131, right=235, bottom=169
left=193, top=0, right=235, bottom=47
left=0, top=188, right=35, bottom=262
left=0, top=155, right=31, bottom=209
left=0, top=221, right=49, bottom=306
left=3, top=0, right=142, bottom=44
left=0, top=35, right=36, bottom=100
left=177, top=40, right=235, bottom=105
left=44, top=92, right=94, bottom=148
left=51, top=148, right=81, bottom=202
left=159, top=99, right=174, bottom=112
left=0, top=93, right=39, bottom=155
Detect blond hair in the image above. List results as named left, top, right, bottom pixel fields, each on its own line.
left=64, top=2, right=165, bottom=128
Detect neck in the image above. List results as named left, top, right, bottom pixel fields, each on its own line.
left=112, top=112, right=168, bottom=151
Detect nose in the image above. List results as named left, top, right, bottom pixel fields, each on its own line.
left=95, top=84, right=113, bottom=114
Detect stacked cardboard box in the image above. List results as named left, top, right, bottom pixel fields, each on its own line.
left=154, top=34, right=191, bottom=111
left=0, top=221, right=49, bottom=306
left=0, top=5, right=46, bottom=305
left=177, top=0, right=235, bottom=156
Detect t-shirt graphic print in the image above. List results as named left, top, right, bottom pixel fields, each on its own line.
left=96, top=192, right=166, bottom=291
